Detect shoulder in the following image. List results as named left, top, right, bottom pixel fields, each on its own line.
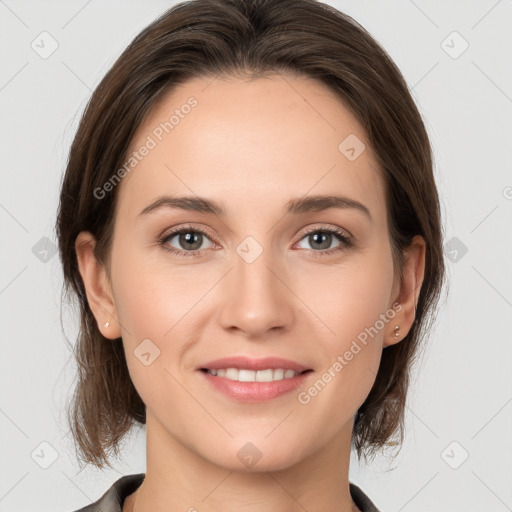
left=71, top=473, right=146, bottom=512
left=349, top=482, right=382, bottom=512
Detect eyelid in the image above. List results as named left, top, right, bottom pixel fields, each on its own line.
left=159, top=223, right=217, bottom=243
left=295, top=223, right=353, bottom=241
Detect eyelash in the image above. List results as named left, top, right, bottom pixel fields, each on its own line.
left=157, top=224, right=353, bottom=258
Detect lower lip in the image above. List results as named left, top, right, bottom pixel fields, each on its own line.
left=198, top=370, right=313, bottom=403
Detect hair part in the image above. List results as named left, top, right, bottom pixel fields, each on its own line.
left=56, top=0, right=445, bottom=470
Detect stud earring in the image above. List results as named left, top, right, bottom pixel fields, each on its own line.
left=104, top=322, right=110, bottom=328
left=393, top=325, right=400, bottom=339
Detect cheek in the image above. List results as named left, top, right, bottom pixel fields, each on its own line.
left=107, top=242, right=195, bottom=385
left=110, top=256, right=196, bottom=411
left=293, top=265, right=393, bottom=428
left=293, top=252, right=394, bottom=402
left=295, top=255, right=395, bottom=346
left=110, top=238, right=200, bottom=340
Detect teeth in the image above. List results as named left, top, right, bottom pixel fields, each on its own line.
left=206, top=368, right=300, bottom=382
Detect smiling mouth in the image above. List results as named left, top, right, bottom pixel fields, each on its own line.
left=199, top=368, right=313, bottom=383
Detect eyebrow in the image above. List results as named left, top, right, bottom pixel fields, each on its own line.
left=138, top=194, right=372, bottom=221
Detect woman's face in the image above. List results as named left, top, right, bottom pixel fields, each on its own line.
left=79, top=73, right=420, bottom=471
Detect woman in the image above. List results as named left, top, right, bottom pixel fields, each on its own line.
left=56, top=0, right=445, bottom=510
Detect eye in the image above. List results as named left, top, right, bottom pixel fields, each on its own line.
left=157, top=224, right=353, bottom=258
left=294, top=226, right=352, bottom=256
left=158, top=225, right=215, bottom=257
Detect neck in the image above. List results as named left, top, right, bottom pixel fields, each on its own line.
left=127, top=411, right=360, bottom=512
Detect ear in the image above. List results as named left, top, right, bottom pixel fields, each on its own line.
left=384, top=235, right=426, bottom=348
left=75, top=231, right=122, bottom=339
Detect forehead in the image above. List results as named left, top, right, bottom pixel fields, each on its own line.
left=116, top=73, right=386, bottom=221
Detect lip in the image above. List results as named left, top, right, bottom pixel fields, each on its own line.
left=197, top=356, right=311, bottom=373
left=198, top=369, right=313, bottom=403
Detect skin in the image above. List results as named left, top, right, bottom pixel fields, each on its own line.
left=75, top=72, right=425, bottom=512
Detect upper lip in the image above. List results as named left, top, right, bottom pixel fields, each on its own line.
left=198, top=356, right=312, bottom=373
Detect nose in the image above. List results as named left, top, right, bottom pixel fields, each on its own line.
left=218, top=245, right=295, bottom=338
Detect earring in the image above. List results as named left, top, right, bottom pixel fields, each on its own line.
left=104, top=322, right=110, bottom=328
left=393, top=325, right=400, bottom=339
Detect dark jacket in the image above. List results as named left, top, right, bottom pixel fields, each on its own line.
left=72, top=473, right=382, bottom=511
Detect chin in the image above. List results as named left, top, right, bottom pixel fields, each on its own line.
left=201, top=438, right=307, bottom=473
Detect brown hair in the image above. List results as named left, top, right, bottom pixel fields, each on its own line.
left=56, top=0, right=446, bottom=470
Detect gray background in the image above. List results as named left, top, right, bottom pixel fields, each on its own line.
left=1, top=0, right=511, bottom=511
